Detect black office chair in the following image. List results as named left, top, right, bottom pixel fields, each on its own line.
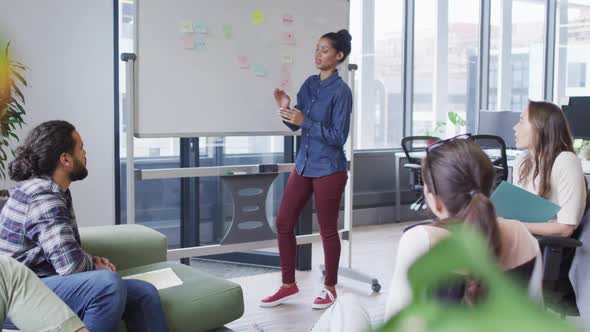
left=400, top=136, right=440, bottom=211
left=471, top=134, right=508, bottom=190
left=538, top=188, right=590, bottom=318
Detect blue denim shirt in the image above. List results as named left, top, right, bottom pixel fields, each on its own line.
left=285, top=71, right=353, bottom=178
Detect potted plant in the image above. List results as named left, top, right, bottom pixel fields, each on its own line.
left=424, top=121, right=446, bottom=137
left=0, top=41, right=28, bottom=204
left=574, top=139, right=590, bottom=160
left=447, top=111, right=467, bottom=135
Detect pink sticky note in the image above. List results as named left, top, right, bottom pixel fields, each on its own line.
left=282, top=14, right=295, bottom=25
left=182, top=33, right=194, bottom=49
left=281, top=32, right=296, bottom=46
left=280, top=64, right=292, bottom=90
left=237, top=55, right=249, bottom=69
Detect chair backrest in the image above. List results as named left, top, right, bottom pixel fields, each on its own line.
left=401, top=136, right=440, bottom=165
left=572, top=187, right=590, bottom=241
left=472, top=134, right=508, bottom=188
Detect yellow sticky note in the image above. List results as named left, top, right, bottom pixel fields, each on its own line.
left=179, top=21, right=194, bottom=33
left=252, top=10, right=265, bottom=25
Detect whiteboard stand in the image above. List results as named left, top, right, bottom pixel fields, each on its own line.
left=122, top=52, right=137, bottom=226
left=319, top=64, right=381, bottom=293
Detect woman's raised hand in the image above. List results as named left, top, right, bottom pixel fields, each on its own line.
left=273, top=88, right=291, bottom=109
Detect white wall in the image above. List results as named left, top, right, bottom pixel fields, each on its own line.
left=0, top=1, right=115, bottom=226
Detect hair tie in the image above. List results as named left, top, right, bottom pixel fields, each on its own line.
left=469, top=190, right=480, bottom=197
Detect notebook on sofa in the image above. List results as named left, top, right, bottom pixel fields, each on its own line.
left=123, top=267, right=183, bottom=290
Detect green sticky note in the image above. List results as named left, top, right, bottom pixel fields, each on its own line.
left=223, top=24, right=233, bottom=39
left=491, top=181, right=561, bottom=222
left=252, top=10, right=265, bottom=25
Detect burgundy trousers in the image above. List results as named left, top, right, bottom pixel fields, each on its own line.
left=276, top=169, right=348, bottom=286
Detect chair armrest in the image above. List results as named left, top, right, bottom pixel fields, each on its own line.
left=80, top=224, right=168, bottom=271
left=536, top=235, right=581, bottom=283
left=535, top=236, right=582, bottom=248
left=403, top=163, right=422, bottom=170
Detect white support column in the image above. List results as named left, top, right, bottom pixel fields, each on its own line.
left=359, top=0, right=376, bottom=148
left=497, top=0, right=512, bottom=111
left=478, top=0, right=491, bottom=113
left=402, top=0, right=415, bottom=136
left=433, top=0, right=449, bottom=130
left=555, top=0, right=569, bottom=104
left=544, top=0, right=557, bottom=101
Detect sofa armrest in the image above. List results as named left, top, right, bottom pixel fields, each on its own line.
left=79, top=224, right=167, bottom=271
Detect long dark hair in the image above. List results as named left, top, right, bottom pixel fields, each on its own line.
left=422, top=139, right=500, bottom=257
left=321, top=29, right=352, bottom=63
left=422, top=139, right=500, bottom=303
left=8, top=120, right=77, bottom=181
left=519, top=100, right=574, bottom=198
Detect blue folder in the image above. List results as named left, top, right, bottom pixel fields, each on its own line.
left=490, top=181, right=561, bottom=223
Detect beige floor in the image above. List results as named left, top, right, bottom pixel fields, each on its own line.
left=225, top=222, right=412, bottom=332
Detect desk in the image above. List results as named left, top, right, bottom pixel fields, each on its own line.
left=394, top=152, right=590, bottom=222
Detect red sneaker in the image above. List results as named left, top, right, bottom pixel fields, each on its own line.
left=312, top=288, right=337, bottom=309
left=259, top=285, right=299, bottom=307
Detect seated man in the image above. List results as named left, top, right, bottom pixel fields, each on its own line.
left=0, top=255, right=88, bottom=332
left=0, top=120, right=168, bottom=332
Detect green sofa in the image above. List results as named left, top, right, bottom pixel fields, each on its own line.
left=79, top=224, right=244, bottom=332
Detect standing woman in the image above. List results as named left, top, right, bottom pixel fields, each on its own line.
left=260, top=29, right=353, bottom=310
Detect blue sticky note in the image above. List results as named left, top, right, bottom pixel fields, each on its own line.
left=193, top=22, right=208, bottom=35
left=491, top=181, right=561, bottom=223
left=193, top=36, right=207, bottom=51
left=252, top=64, right=266, bottom=77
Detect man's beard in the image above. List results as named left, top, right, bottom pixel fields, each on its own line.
left=69, top=158, right=88, bottom=182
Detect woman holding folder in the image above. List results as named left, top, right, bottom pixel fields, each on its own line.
left=512, top=101, right=587, bottom=237
left=260, top=30, right=353, bottom=310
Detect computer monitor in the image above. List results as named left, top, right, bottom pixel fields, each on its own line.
left=563, top=97, right=590, bottom=140
left=477, top=110, right=520, bottom=149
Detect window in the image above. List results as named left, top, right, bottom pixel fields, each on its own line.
left=413, top=0, right=480, bottom=137
left=554, top=1, right=590, bottom=105
left=412, top=0, right=436, bottom=136
left=488, top=0, right=546, bottom=112
left=350, top=0, right=403, bottom=149
left=568, top=63, right=587, bottom=88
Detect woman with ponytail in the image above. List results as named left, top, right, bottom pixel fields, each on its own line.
left=261, top=29, right=353, bottom=310
left=384, top=137, right=543, bottom=319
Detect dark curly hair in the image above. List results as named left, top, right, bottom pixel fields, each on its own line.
left=8, top=120, right=77, bottom=181
left=321, top=29, right=352, bottom=63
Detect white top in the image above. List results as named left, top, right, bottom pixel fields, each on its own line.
left=512, top=151, right=587, bottom=226
left=384, top=219, right=543, bottom=321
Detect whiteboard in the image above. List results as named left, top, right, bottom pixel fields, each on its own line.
left=134, top=0, right=350, bottom=137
